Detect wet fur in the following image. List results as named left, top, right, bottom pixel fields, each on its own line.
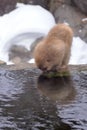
left=34, top=24, right=73, bottom=72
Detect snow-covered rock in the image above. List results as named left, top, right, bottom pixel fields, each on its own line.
left=0, top=3, right=55, bottom=63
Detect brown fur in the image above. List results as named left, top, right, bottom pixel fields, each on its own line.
left=34, top=24, right=73, bottom=72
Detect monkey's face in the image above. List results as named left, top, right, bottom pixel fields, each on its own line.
left=34, top=41, right=62, bottom=72
left=36, top=58, right=57, bottom=72
left=35, top=55, right=58, bottom=72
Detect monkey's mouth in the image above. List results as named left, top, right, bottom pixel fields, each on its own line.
left=42, top=68, right=58, bottom=74
left=39, top=64, right=60, bottom=73
left=43, top=67, right=59, bottom=73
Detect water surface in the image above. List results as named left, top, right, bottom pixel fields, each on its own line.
left=0, top=66, right=87, bottom=130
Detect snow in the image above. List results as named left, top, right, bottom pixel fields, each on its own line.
left=0, top=3, right=87, bottom=65
left=82, top=18, right=87, bottom=22
left=28, top=58, right=35, bottom=64
left=69, top=37, right=87, bottom=65
left=0, top=3, right=55, bottom=63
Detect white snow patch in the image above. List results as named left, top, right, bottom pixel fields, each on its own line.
left=28, top=58, right=35, bottom=64
left=69, top=37, right=87, bottom=65
left=82, top=18, right=87, bottom=22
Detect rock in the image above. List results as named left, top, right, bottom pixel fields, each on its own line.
left=11, top=57, right=22, bottom=64
left=53, top=3, right=87, bottom=42
left=72, top=0, right=87, bottom=14
left=27, top=0, right=50, bottom=9
left=0, top=60, right=6, bottom=65
left=18, top=0, right=50, bottom=10
left=9, top=45, right=32, bottom=64
left=50, top=0, right=72, bottom=13
left=0, top=0, right=17, bottom=15
left=80, top=20, right=87, bottom=42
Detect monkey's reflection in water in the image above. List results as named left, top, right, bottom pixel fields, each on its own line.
left=38, top=74, right=76, bottom=104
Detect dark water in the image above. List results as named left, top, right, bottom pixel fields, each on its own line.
left=0, top=67, right=87, bottom=130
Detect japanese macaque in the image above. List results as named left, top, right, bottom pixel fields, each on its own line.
left=34, top=24, right=73, bottom=72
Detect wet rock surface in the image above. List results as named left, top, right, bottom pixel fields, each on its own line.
left=0, top=64, right=87, bottom=129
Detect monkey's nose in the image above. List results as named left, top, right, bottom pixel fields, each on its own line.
left=42, top=67, right=47, bottom=71
left=39, top=66, right=47, bottom=71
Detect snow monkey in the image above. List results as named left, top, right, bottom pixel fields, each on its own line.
left=34, top=24, right=73, bottom=72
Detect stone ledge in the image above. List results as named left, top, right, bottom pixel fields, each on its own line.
left=0, top=63, right=87, bottom=72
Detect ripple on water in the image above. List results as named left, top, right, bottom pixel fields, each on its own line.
left=0, top=68, right=87, bottom=130
left=0, top=70, right=25, bottom=102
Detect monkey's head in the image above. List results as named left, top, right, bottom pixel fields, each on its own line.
left=34, top=39, right=65, bottom=72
